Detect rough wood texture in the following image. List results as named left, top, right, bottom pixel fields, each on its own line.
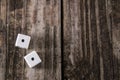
left=63, top=0, right=120, bottom=80
left=0, top=0, right=61, bottom=80
left=0, top=0, right=120, bottom=80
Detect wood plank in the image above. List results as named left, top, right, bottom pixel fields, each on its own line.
left=63, top=0, right=119, bottom=80
left=4, top=0, right=61, bottom=80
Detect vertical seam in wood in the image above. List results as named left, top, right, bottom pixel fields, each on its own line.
left=61, top=0, right=63, bottom=79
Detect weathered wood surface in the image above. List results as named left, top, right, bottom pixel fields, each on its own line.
left=0, top=0, right=61, bottom=80
left=63, top=0, right=120, bottom=80
left=0, top=0, right=120, bottom=80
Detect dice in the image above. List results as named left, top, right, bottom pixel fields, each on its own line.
left=24, top=51, right=42, bottom=68
left=15, top=34, right=31, bottom=49
left=15, top=33, right=42, bottom=68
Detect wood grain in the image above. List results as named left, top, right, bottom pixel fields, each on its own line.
left=63, top=0, right=120, bottom=80
left=0, top=0, right=7, bottom=80
left=0, top=0, right=61, bottom=80
left=24, top=0, right=61, bottom=80
left=0, top=0, right=120, bottom=80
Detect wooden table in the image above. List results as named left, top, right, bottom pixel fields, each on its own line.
left=0, top=0, right=119, bottom=80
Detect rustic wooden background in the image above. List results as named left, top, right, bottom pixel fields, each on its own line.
left=0, top=0, right=61, bottom=80
left=63, top=0, right=120, bottom=80
left=0, top=0, right=120, bottom=80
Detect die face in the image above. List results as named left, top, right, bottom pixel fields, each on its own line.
left=24, top=51, right=41, bottom=68
left=15, top=34, right=31, bottom=49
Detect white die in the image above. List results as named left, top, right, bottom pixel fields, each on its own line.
left=15, top=34, right=31, bottom=49
left=24, top=51, right=42, bottom=68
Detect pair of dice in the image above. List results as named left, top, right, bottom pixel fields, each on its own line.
left=15, top=34, right=42, bottom=68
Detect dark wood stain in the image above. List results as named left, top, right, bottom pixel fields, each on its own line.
left=64, top=0, right=120, bottom=80
left=0, top=0, right=61, bottom=80
left=0, top=0, right=119, bottom=80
